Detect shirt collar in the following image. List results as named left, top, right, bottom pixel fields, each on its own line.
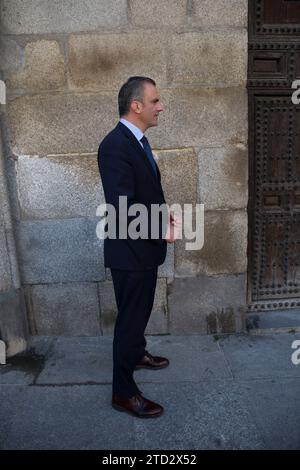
left=119, top=118, right=144, bottom=144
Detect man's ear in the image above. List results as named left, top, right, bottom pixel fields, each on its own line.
left=131, top=100, right=142, bottom=115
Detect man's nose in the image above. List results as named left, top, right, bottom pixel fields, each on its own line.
left=158, top=103, right=164, bottom=112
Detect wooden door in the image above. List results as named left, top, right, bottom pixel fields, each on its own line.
left=248, top=0, right=300, bottom=310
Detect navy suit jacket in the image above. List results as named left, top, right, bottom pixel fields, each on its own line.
left=97, top=121, right=167, bottom=270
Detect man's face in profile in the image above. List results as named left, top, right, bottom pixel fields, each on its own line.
left=138, top=83, right=163, bottom=130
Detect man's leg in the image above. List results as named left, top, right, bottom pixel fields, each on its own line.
left=110, top=267, right=158, bottom=398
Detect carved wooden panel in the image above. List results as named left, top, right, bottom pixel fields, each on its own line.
left=250, top=0, right=300, bottom=36
left=248, top=1, right=300, bottom=310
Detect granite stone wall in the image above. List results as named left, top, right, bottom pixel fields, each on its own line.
left=0, top=0, right=248, bottom=338
left=0, top=104, right=29, bottom=356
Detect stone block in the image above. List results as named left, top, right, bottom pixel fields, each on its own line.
left=105, top=268, right=112, bottom=281
left=134, top=381, right=264, bottom=450
left=146, top=278, right=168, bottom=335
left=15, top=217, right=105, bottom=284
left=98, top=281, right=117, bottom=335
left=174, top=209, right=248, bottom=276
left=0, top=0, right=127, bottom=34
left=168, top=274, right=246, bottom=334
left=198, top=144, right=248, bottom=210
left=0, top=228, right=12, bottom=292
left=191, top=0, right=248, bottom=27
left=246, top=309, right=300, bottom=331
left=0, top=288, right=29, bottom=357
left=216, top=307, right=236, bottom=334
left=172, top=206, right=203, bottom=277
left=153, top=88, right=247, bottom=149
left=0, top=37, right=23, bottom=74
left=170, top=30, right=247, bottom=86
left=130, top=0, right=187, bottom=27
left=67, top=32, right=168, bottom=91
left=154, top=148, right=198, bottom=279
left=99, top=278, right=168, bottom=335
left=29, top=283, right=101, bottom=335
left=237, top=379, right=300, bottom=450
left=0, top=384, right=135, bottom=449
left=1, top=151, right=21, bottom=223
left=35, top=336, right=113, bottom=385
left=7, top=40, right=66, bottom=91
left=7, top=92, right=117, bottom=155
left=134, top=335, right=232, bottom=383
left=16, top=153, right=104, bottom=219
left=27, top=336, right=56, bottom=357
left=158, top=242, right=174, bottom=278
left=219, top=333, right=300, bottom=379
left=154, top=148, right=198, bottom=207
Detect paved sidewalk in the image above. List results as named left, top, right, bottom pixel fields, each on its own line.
left=0, top=332, right=300, bottom=450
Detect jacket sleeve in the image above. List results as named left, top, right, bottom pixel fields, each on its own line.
left=98, top=147, right=167, bottom=241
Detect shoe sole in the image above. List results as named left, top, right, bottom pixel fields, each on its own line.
left=112, top=403, right=164, bottom=418
left=135, top=364, right=169, bottom=370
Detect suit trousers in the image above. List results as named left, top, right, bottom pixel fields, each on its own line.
left=110, top=266, right=158, bottom=398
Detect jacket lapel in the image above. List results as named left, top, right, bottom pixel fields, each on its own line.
left=117, top=122, right=161, bottom=188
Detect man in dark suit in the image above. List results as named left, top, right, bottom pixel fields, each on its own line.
left=98, top=77, right=177, bottom=418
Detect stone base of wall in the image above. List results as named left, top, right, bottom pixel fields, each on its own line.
left=168, top=274, right=247, bottom=335
left=246, top=309, right=300, bottom=332
left=0, top=288, right=29, bottom=357
left=24, top=273, right=247, bottom=339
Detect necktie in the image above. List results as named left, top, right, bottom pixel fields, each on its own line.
left=140, top=135, right=158, bottom=178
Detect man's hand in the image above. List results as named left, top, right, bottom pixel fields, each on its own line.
left=164, top=210, right=182, bottom=243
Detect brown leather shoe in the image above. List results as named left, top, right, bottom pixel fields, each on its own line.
left=112, top=393, right=164, bottom=418
left=135, top=350, right=169, bottom=370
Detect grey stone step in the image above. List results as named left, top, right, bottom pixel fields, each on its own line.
left=246, top=309, right=300, bottom=334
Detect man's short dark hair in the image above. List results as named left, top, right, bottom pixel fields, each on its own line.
left=118, top=76, right=156, bottom=117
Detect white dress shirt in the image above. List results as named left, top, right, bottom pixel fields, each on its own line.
left=119, top=118, right=144, bottom=148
